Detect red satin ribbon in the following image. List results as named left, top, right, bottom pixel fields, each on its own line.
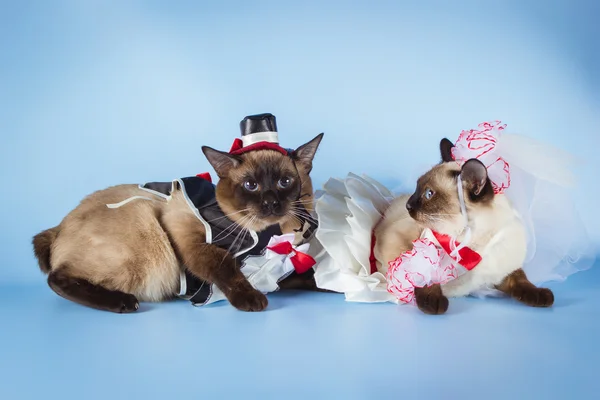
left=369, top=218, right=384, bottom=275
left=229, top=138, right=289, bottom=156
left=267, top=241, right=316, bottom=274
left=369, top=229, right=378, bottom=275
left=196, top=172, right=213, bottom=183
left=431, top=231, right=481, bottom=270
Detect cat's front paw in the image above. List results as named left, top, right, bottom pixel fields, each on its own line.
left=415, top=286, right=449, bottom=315
left=513, top=287, right=554, bottom=307
left=229, top=288, right=268, bottom=312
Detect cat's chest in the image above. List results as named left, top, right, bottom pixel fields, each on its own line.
left=442, top=223, right=528, bottom=296
left=140, top=176, right=285, bottom=304
left=472, top=220, right=527, bottom=269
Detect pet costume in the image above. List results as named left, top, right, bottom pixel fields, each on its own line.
left=309, top=121, right=594, bottom=304
left=107, top=113, right=319, bottom=306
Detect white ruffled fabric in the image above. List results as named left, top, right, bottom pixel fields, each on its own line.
left=311, top=173, right=399, bottom=303
left=311, top=125, right=594, bottom=303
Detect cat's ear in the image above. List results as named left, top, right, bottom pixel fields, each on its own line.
left=440, top=138, right=455, bottom=163
left=202, top=146, right=242, bottom=178
left=291, top=133, right=324, bottom=172
left=460, top=158, right=489, bottom=196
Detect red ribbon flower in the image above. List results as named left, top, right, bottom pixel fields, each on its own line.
left=386, top=232, right=482, bottom=304
left=451, top=120, right=510, bottom=194
left=386, top=239, right=445, bottom=304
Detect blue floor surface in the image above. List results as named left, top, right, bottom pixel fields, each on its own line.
left=1, top=263, right=599, bottom=400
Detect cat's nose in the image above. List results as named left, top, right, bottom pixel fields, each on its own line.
left=261, top=194, right=281, bottom=213
left=406, top=193, right=418, bottom=212
left=262, top=199, right=280, bottom=210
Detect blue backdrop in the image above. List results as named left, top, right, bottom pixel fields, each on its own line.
left=1, top=0, right=599, bottom=284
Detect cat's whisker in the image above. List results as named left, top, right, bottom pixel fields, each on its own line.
left=227, top=215, right=256, bottom=260
left=205, top=208, right=251, bottom=224
left=286, top=212, right=304, bottom=227
left=226, top=225, right=248, bottom=258
left=236, top=213, right=258, bottom=231
left=290, top=205, right=316, bottom=213
left=238, top=213, right=255, bottom=230
left=219, top=217, right=252, bottom=268
left=211, top=221, right=241, bottom=243
left=212, top=214, right=252, bottom=242
left=293, top=215, right=318, bottom=226
left=287, top=211, right=318, bottom=227
left=287, top=211, right=303, bottom=222
left=290, top=199, right=312, bottom=205
left=289, top=207, right=318, bottom=222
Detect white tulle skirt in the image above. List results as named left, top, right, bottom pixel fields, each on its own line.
left=309, top=171, right=595, bottom=303
left=309, top=173, right=399, bottom=303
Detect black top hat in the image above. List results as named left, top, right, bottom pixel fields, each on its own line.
left=229, top=113, right=286, bottom=155
left=238, top=113, right=279, bottom=147
left=240, top=113, right=278, bottom=136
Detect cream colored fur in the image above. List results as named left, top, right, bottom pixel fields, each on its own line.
left=374, top=164, right=527, bottom=297
left=50, top=185, right=188, bottom=302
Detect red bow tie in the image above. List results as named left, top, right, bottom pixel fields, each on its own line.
left=431, top=231, right=481, bottom=270
left=267, top=241, right=316, bottom=274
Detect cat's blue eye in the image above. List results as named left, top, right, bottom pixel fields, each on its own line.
left=424, top=188, right=434, bottom=200
left=277, top=177, right=292, bottom=189
left=244, top=180, right=259, bottom=192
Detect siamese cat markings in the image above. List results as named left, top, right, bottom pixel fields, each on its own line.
left=374, top=138, right=554, bottom=314
left=32, top=120, right=324, bottom=313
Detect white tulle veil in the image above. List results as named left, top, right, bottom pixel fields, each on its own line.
left=493, top=131, right=595, bottom=285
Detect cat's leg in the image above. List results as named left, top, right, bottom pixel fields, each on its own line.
left=496, top=269, right=554, bottom=307
left=175, top=239, right=268, bottom=312
left=414, top=284, right=449, bottom=315
left=47, top=265, right=139, bottom=313
left=161, top=201, right=267, bottom=311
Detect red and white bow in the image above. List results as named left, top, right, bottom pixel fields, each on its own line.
left=207, top=234, right=316, bottom=304
left=451, top=120, right=510, bottom=194
left=266, top=234, right=316, bottom=274
left=386, top=230, right=481, bottom=304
